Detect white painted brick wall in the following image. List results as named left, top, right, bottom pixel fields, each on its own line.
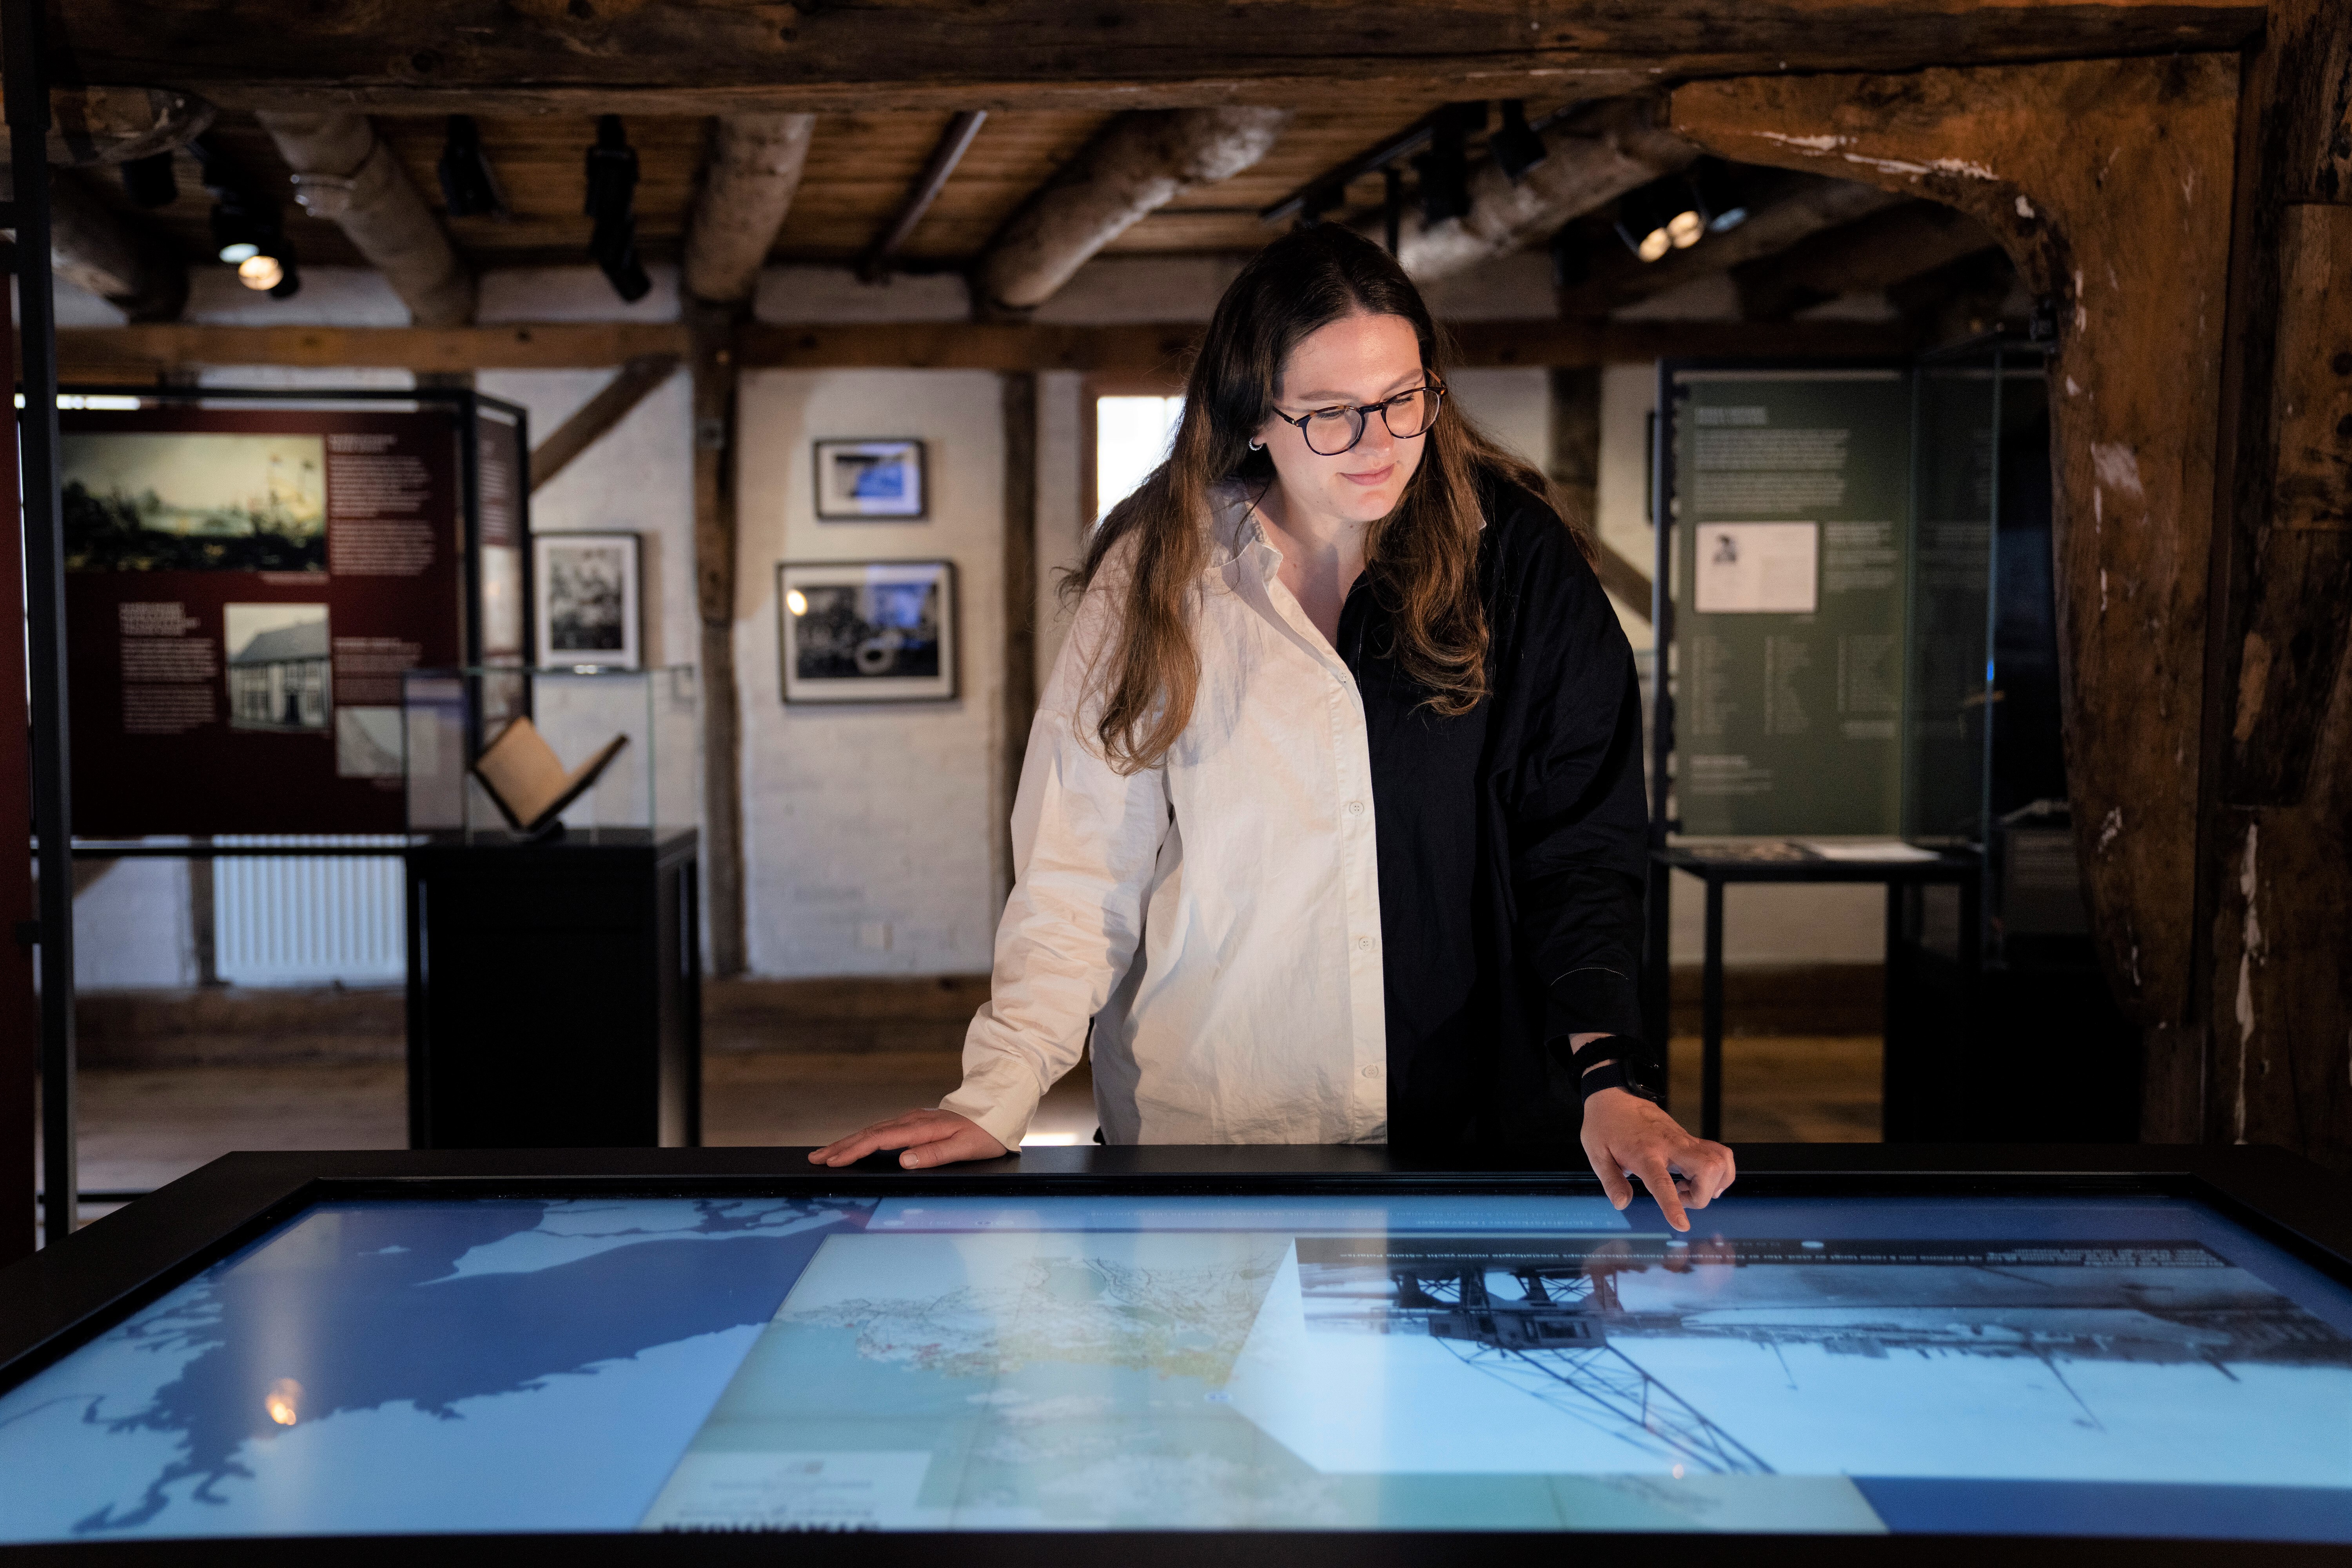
left=735, top=369, right=1006, bottom=977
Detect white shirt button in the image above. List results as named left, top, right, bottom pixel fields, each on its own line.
left=1347, top=799, right=1365, bottom=816
left=1361, top=1063, right=1385, bottom=1080
left=1356, top=936, right=1372, bottom=951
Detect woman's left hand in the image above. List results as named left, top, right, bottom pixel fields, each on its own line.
left=1579, top=1089, right=1736, bottom=1232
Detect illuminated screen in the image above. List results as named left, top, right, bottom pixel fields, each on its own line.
left=3, top=1189, right=2350, bottom=1542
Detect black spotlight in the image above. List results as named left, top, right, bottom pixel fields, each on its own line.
left=1414, top=127, right=1471, bottom=226
left=266, top=241, right=302, bottom=301
left=585, top=113, right=651, bottom=303
left=1548, top=223, right=1589, bottom=292
left=438, top=114, right=507, bottom=218
left=120, top=151, right=178, bottom=209
left=1489, top=100, right=1547, bottom=183
left=1687, top=157, right=1749, bottom=234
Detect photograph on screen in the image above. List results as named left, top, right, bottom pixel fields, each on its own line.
left=223, top=603, right=331, bottom=733
left=62, top=433, right=327, bottom=573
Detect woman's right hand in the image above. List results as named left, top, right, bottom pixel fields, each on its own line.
left=807, top=1108, right=1010, bottom=1170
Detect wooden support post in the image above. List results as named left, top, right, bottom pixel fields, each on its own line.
left=1545, top=365, right=1650, bottom=617
left=1673, top=57, right=2240, bottom=1073
left=1000, top=370, right=1039, bottom=895
left=690, top=303, right=746, bottom=978
left=2194, top=0, right=2352, bottom=1161
left=528, top=353, right=681, bottom=493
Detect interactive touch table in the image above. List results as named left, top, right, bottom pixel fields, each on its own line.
left=2, top=1145, right=2349, bottom=1561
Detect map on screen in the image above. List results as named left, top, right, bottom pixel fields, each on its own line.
left=2, top=1191, right=2349, bottom=1543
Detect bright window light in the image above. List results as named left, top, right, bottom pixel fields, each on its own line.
left=1095, top=395, right=1184, bottom=522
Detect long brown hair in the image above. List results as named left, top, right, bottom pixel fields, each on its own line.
left=1074, top=223, right=1558, bottom=773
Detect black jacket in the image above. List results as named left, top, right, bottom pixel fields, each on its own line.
left=1338, top=475, right=1650, bottom=1152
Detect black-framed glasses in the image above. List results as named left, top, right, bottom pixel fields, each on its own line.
left=1272, top=382, right=1446, bottom=457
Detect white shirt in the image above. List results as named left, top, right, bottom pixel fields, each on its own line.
left=940, top=485, right=1388, bottom=1149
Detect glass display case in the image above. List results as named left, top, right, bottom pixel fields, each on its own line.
left=402, top=665, right=701, bottom=839
left=1902, top=338, right=2076, bottom=956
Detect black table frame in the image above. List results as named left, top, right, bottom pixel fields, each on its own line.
left=3, top=1143, right=2350, bottom=1566
left=1647, top=847, right=1982, bottom=1142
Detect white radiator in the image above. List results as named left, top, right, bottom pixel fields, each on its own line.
left=212, top=836, right=406, bottom=986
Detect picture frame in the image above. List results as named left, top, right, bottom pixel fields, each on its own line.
left=813, top=438, right=927, bottom=521
left=534, top=532, right=642, bottom=670
left=778, top=559, right=957, bottom=704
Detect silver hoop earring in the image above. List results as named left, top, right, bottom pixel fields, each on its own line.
left=1248, top=439, right=1264, bottom=451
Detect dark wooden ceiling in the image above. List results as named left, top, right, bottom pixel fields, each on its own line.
left=65, top=102, right=1578, bottom=279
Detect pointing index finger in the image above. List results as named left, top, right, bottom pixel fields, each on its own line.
left=1635, top=1156, right=1691, bottom=1232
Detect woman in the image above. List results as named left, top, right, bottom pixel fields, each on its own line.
left=812, top=225, right=1734, bottom=1229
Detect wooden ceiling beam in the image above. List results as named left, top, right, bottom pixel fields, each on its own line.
left=976, top=108, right=1289, bottom=315
left=44, top=2, right=2263, bottom=116
left=1730, top=198, right=2005, bottom=319
left=53, top=316, right=1909, bottom=379
left=860, top=111, right=987, bottom=284
left=56, top=322, right=691, bottom=377
left=1555, top=170, right=1905, bottom=316
left=528, top=353, right=682, bottom=492
left=0, top=85, right=213, bottom=165
left=256, top=111, right=474, bottom=326
left=1395, top=96, right=1697, bottom=281
left=6, top=168, right=188, bottom=321
left=683, top=113, right=815, bottom=305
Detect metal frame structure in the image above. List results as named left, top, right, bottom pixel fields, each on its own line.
left=10, top=378, right=530, bottom=1234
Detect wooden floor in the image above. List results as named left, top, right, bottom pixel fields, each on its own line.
left=33, top=1035, right=1882, bottom=1239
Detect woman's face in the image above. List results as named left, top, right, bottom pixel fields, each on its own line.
left=1256, top=311, right=1430, bottom=527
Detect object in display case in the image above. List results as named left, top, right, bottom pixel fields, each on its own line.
left=405, top=664, right=700, bottom=838
left=813, top=438, right=926, bottom=519
left=534, top=532, right=641, bottom=669
left=471, top=715, right=630, bottom=838
left=779, top=559, right=957, bottom=703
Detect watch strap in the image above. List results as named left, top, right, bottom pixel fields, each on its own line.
left=1577, top=1060, right=1664, bottom=1107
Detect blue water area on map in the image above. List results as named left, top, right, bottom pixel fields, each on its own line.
left=0, top=1196, right=876, bottom=1541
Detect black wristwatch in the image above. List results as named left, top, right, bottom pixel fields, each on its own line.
left=1567, top=1035, right=1666, bottom=1108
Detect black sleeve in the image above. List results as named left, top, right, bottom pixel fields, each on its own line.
left=1491, top=490, right=1652, bottom=1049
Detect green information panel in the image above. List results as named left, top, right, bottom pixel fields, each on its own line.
left=1673, top=370, right=1912, bottom=837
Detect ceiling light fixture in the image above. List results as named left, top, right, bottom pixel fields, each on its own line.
left=585, top=114, right=652, bottom=304
left=1412, top=102, right=1485, bottom=227
left=1613, top=184, right=1673, bottom=263
left=1688, top=158, right=1750, bottom=234
left=120, top=151, right=177, bottom=209
left=1488, top=100, right=1548, bottom=184
left=437, top=114, right=508, bottom=219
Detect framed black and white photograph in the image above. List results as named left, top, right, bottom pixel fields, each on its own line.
left=778, top=559, right=957, bottom=704
left=534, top=532, right=642, bottom=670
left=813, top=438, right=927, bottom=521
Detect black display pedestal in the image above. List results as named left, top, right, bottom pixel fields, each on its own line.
left=405, top=828, right=701, bottom=1150
left=1643, top=846, right=1982, bottom=1142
